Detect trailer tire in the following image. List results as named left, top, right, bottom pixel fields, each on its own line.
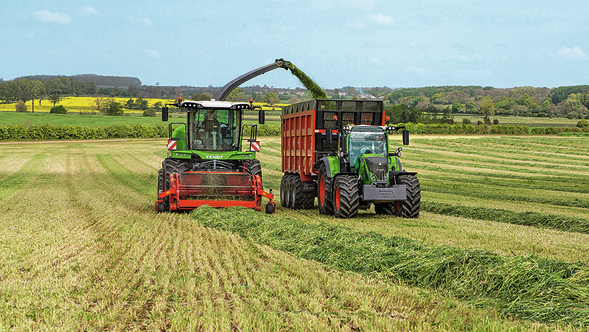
left=333, top=175, right=359, bottom=219
left=280, top=174, right=289, bottom=207
left=318, top=163, right=333, bottom=215
left=397, top=175, right=421, bottom=218
left=290, top=175, right=304, bottom=210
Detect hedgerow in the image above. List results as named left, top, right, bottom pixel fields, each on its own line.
left=191, top=206, right=589, bottom=326
left=0, top=123, right=168, bottom=141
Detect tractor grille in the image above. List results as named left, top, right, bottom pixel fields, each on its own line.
left=365, top=156, right=388, bottom=180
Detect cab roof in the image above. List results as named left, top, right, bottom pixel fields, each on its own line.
left=178, top=99, right=251, bottom=110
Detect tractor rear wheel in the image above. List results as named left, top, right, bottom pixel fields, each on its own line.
left=397, top=175, right=421, bottom=218
left=333, top=175, right=359, bottom=219
left=318, top=163, right=333, bottom=215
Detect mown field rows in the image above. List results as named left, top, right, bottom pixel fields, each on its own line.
left=0, top=136, right=588, bottom=330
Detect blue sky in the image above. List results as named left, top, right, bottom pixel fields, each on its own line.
left=1, top=0, right=588, bottom=89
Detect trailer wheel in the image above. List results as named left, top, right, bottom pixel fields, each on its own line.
left=397, top=175, right=421, bottom=218
left=290, top=174, right=304, bottom=210
left=280, top=174, right=289, bottom=207
left=318, top=163, right=333, bottom=215
left=333, top=175, right=359, bottom=219
left=282, top=174, right=295, bottom=208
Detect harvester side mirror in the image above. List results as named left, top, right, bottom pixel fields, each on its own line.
left=402, top=129, right=410, bottom=145
left=259, top=109, right=265, bottom=125
left=326, top=128, right=333, bottom=145
left=162, top=107, right=169, bottom=122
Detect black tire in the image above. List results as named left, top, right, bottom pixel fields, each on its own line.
left=317, top=163, right=333, bottom=215
left=301, top=188, right=316, bottom=210
left=397, top=175, right=421, bottom=218
left=245, top=159, right=262, bottom=179
left=156, top=168, right=167, bottom=212
left=375, top=202, right=396, bottom=215
left=333, top=175, right=359, bottom=219
left=162, top=158, right=189, bottom=212
left=290, top=174, right=304, bottom=210
left=282, top=174, right=295, bottom=208
left=280, top=174, right=289, bottom=207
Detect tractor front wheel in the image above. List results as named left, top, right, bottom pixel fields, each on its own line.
left=333, top=175, right=359, bottom=219
left=318, top=163, right=333, bottom=215
left=397, top=175, right=421, bottom=218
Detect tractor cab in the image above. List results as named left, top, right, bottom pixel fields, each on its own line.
left=347, top=126, right=388, bottom=172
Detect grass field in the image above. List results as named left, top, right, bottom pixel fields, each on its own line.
left=0, top=136, right=588, bottom=330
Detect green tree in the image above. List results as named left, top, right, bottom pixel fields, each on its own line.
left=263, top=92, right=280, bottom=107
left=15, top=100, right=27, bottom=112
left=227, top=87, right=247, bottom=102
left=50, top=105, right=67, bottom=114
left=48, top=93, right=62, bottom=106
left=479, top=99, right=495, bottom=124
left=105, top=101, right=124, bottom=116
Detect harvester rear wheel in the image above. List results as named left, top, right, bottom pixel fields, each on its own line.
left=333, top=175, right=359, bottom=219
left=318, top=163, right=333, bottom=215
left=397, top=175, right=421, bottom=218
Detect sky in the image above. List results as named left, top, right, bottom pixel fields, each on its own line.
left=1, top=0, right=588, bottom=90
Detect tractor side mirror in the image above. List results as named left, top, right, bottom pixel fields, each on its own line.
left=259, top=109, right=265, bottom=125
left=162, top=107, right=169, bottom=122
left=326, top=128, right=333, bottom=145
left=402, top=129, right=409, bottom=145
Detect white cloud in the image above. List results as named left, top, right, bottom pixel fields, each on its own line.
left=554, top=46, right=589, bottom=61
left=78, top=5, right=99, bottom=16
left=128, top=15, right=153, bottom=26
left=32, top=10, right=71, bottom=24
left=143, top=50, right=160, bottom=58
left=368, top=13, right=394, bottom=25
left=347, top=22, right=366, bottom=30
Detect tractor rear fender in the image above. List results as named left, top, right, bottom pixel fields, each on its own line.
left=316, top=156, right=341, bottom=178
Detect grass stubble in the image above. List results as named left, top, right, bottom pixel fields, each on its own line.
left=0, top=136, right=587, bottom=330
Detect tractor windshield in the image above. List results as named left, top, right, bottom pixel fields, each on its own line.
left=188, top=109, right=240, bottom=151
left=347, top=126, right=387, bottom=170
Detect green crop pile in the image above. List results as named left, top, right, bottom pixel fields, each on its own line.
left=191, top=206, right=589, bottom=327
left=286, top=63, right=328, bottom=99
left=423, top=202, right=589, bottom=234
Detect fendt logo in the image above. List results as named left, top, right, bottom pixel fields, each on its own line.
left=206, top=155, right=223, bottom=159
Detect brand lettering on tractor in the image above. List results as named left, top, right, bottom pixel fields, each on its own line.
left=206, top=155, right=223, bottom=159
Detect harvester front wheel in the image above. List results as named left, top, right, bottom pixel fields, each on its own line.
left=318, top=163, right=333, bottom=215
left=333, top=175, right=359, bottom=219
left=245, top=159, right=262, bottom=180
left=397, top=175, right=421, bottom=218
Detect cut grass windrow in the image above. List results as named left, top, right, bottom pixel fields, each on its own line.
left=191, top=206, right=589, bottom=327
left=422, top=201, right=589, bottom=235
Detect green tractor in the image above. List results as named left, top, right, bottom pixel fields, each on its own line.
left=318, top=124, right=421, bottom=218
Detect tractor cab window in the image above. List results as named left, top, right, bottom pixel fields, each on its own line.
left=347, top=126, right=387, bottom=170
left=188, top=109, right=240, bottom=151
